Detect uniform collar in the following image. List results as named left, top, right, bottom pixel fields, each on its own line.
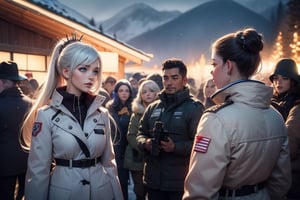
left=50, top=87, right=106, bottom=112
left=211, top=80, right=273, bottom=109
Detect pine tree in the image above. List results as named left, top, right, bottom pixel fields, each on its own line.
left=279, top=0, right=300, bottom=58
left=291, top=31, right=300, bottom=64
left=273, top=32, right=284, bottom=60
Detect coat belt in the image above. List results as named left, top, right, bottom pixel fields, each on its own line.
left=219, top=182, right=265, bottom=197
left=55, top=156, right=101, bottom=168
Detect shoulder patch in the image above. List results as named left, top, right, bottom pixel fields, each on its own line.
left=32, top=122, right=42, bottom=137
left=205, top=100, right=233, bottom=113
left=194, top=135, right=211, bottom=153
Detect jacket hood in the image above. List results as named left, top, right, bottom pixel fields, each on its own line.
left=212, top=80, right=273, bottom=109
left=132, top=98, right=146, bottom=115
left=110, top=79, right=133, bottom=109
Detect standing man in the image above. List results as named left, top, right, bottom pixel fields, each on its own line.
left=136, top=58, right=204, bottom=200
left=102, top=75, right=117, bottom=99
left=0, top=61, right=32, bottom=200
left=129, top=72, right=146, bottom=98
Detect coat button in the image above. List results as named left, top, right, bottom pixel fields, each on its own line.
left=68, top=126, right=73, bottom=130
left=93, top=119, right=97, bottom=123
left=55, top=118, right=60, bottom=122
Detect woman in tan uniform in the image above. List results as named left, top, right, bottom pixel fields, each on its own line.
left=183, top=28, right=291, bottom=200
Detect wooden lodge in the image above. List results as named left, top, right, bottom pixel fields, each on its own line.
left=0, top=0, right=152, bottom=84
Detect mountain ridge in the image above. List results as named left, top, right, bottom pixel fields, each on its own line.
left=99, top=3, right=181, bottom=41
left=127, top=0, right=278, bottom=67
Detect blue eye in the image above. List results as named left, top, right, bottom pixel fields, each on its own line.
left=93, top=70, right=99, bottom=75
left=78, top=67, right=87, bottom=72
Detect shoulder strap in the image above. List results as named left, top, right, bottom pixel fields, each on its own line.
left=73, top=135, right=90, bottom=158
left=205, top=100, right=234, bottom=113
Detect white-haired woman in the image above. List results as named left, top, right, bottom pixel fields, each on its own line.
left=21, top=37, right=123, bottom=200
left=124, top=80, right=160, bottom=200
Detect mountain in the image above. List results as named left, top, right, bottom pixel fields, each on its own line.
left=31, top=0, right=99, bottom=32
left=99, top=3, right=181, bottom=41
left=127, top=0, right=278, bottom=67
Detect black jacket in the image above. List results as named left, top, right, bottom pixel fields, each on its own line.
left=137, top=87, right=204, bottom=191
left=0, top=86, right=32, bottom=176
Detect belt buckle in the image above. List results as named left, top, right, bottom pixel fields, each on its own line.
left=68, top=160, right=73, bottom=168
left=80, top=159, right=92, bottom=168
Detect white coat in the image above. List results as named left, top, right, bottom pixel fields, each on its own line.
left=183, top=80, right=291, bottom=200
left=25, top=89, right=123, bottom=200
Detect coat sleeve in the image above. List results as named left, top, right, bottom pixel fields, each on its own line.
left=100, top=109, right=124, bottom=200
left=183, top=112, right=229, bottom=200
left=286, top=104, right=300, bottom=160
left=127, top=113, right=141, bottom=151
left=173, top=102, right=204, bottom=156
left=25, top=109, right=53, bottom=200
left=265, top=127, right=292, bottom=199
left=136, top=106, right=152, bottom=152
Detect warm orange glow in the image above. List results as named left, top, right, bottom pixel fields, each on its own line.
left=186, top=54, right=212, bottom=87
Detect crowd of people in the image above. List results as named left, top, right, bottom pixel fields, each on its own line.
left=0, top=27, right=299, bottom=200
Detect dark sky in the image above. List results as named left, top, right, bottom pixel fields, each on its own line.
left=58, top=0, right=279, bottom=21
left=58, top=0, right=204, bottom=20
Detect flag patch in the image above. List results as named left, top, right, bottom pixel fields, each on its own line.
left=194, top=135, right=211, bottom=153
left=32, top=122, right=42, bottom=137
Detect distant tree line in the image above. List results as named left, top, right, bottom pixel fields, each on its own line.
left=276, top=0, right=300, bottom=59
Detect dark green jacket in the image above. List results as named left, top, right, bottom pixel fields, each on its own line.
left=124, top=112, right=144, bottom=171
left=137, top=87, right=204, bottom=191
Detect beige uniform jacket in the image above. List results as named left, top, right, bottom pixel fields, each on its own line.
left=183, top=80, right=291, bottom=200
left=25, top=89, right=123, bottom=200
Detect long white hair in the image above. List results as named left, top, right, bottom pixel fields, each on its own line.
left=21, top=39, right=102, bottom=150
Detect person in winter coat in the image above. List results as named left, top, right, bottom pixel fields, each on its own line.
left=136, top=58, right=204, bottom=200
left=21, top=36, right=123, bottom=200
left=0, top=61, right=32, bottom=200
left=124, top=80, right=161, bottom=200
left=269, top=58, right=300, bottom=200
left=106, top=79, right=133, bottom=200
left=183, top=28, right=291, bottom=200
left=202, top=78, right=216, bottom=109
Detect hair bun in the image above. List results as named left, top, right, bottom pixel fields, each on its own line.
left=236, top=28, right=263, bottom=54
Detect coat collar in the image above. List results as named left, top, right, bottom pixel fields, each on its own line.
left=50, top=87, right=106, bottom=116
left=0, top=86, right=24, bottom=97
left=211, top=80, right=273, bottom=109
left=159, top=87, right=191, bottom=109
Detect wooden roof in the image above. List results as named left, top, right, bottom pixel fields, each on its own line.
left=0, top=0, right=152, bottom=65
